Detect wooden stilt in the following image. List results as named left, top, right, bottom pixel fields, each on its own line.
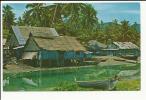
left=39, top=59, right=42, bottom=67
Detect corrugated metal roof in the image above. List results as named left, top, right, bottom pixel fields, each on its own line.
left=18, top=26, right=59, bottom=39
left=12, top=26, right=59, bottom=45
left=113, top=42, right=139, bottom=49
left=12, top=26, right=26, bottom=45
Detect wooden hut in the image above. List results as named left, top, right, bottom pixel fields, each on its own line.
left=3, top=38, right=10, bottom=64
left=103, top=42, right=140, bottom=57
left=22, top=32, right=86, bottom=67
left=7, top=26, right=59, bottom=59
left=87, top=40, right=107, bottom=55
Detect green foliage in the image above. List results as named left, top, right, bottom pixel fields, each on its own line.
left=116, top=79, right=140, bottom=91
left=2, top=3, right=140, bottom=46
left=3, top=29, right=9, bottom=38
left=96, top=20, right=140, bottom=46
left=3, top=5, right=15, bottom=30
left=54, top=81, right=78, bottom=91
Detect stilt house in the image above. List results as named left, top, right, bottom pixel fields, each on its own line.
left=7, top=26, right=59, bottom=59
left=22, top=32, right=86, bottom=67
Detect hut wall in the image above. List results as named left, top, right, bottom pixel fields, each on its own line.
left=24, top=37, right=40, bottom=52
left=39, top=50, right=59, bottom=60
left=75, top=52, right=84, bottom=59
left=15, top=48, right=24, bottom=59
left=85, top=53, right=92, bottom=58
left=64, top=51, right=76, bottom=60
left=134, top=49, right=140, bottom=56
left=107, top=43, right=118, bottom=49
left=9, top=34, right=19, bottom=48
left=64, top=51, right=85, bottom=60
left=130, top=49, right=140, bottom=56
left=103, top=50, right=119, bottom=56
left=119, top=49, right=140, bottom=56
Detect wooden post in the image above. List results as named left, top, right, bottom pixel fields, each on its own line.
left=56, top=51, right=59, bottom=67
left=39, top=59, right=42, bottom=67
left=62, top=52, right=65, bottom=66
left=38, top=50, right=42, bottom=87
left=39, top=51, right=42, bottom=67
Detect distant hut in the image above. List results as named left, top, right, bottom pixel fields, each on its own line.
left=87, top=40, right=107, bottom=55
left=7, top=26, right=59, bottom=59
left=103, top=42, right=140, bottom=57
left=3, top=39, right=7, bottom=48
left=22, top=32, right=86, bottom=67
left=3, top=38, right=9, bottom=53
left=3, top=39, right=8, bottom=59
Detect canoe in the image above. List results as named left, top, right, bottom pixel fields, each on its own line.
left=75, top=77, right=118, bottom=90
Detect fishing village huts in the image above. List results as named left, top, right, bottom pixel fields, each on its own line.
left=87, top=40, right=107, bottom=55
left=22, top=32, right=86, bottom=67
left=7, top=26, right=59, bottom=59
left=103, top=42, right=140, bottom=57
left=5, top=25, right=140, bottom=67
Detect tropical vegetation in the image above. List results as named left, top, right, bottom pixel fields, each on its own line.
left=3, top=3, right=140, bottom=46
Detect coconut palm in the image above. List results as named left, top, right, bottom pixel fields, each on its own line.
left=16, top=17, right=25, bottom=26
left=25, top=3, right=45, bottom=26
left=81, top=4, right=98, bottom=31
left=3, top=4, right=15, bottom=30
left=45, top=3, right=64, bottom=27
left=58, top=3, right=84, bottom=29
left=120, top=20, right=130, bottom=41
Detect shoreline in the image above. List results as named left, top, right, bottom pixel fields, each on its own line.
left=3, top=56, right=140, bottom=74
left=3, top=63, right=139, bottom=75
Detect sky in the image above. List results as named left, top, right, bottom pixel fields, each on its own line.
left=2, top=3, right=140, bottom=24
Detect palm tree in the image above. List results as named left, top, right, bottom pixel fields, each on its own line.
left=120, top=20, right=130, bottom=41
left=16, top=17, right=24, bottom=26
left=81, top=4, right=98, bottom=31
left=45, top=3, right=64, bottom=27
left=3, top=4, right=15, bottom=30
left=61, top=3, right=87, bottom=30
left=23, top=3, right=99, bottom=38
left=25, top=3, right=44, bottom=26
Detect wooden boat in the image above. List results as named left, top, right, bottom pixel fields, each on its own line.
left=74, top=77, right=118, bottom=90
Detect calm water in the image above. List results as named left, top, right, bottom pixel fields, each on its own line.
left=3, top=64, right=139, bottom=91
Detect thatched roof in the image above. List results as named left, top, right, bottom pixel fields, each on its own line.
left=11, top=26, right=59, bottom=45
left=34, top=36, right=86, bottom=51
left=113, top=42, right=139, bottom=49
left=88, top=40, right=107, bottom=49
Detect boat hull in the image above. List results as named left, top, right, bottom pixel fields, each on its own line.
left=75, top=79, right=117, bottom=90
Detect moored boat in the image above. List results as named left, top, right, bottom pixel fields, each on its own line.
left=74, top=77, right=118, bottom=90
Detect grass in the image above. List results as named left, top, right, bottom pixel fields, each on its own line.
left=116, top=79, right=140, bottom=91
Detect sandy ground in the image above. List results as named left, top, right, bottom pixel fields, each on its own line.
left=3, top=56, right=139, bottom=74
left=3, top=63, right=95, bottom=74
